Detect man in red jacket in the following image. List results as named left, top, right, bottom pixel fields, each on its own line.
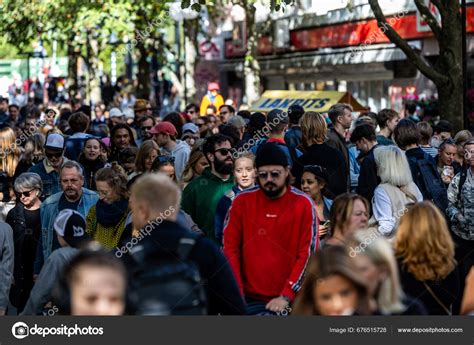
left=223, top=143, right=318, bottom=315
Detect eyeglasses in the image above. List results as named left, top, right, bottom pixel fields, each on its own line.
left=45, top=151, right=63, bottom=159
left=214, top=148, right=232, bottom=156
left=257, top=170, right=283, bottom=180
left=141, top=126, right=152, bottom=131
left=16, top=189, right=35, bottom=198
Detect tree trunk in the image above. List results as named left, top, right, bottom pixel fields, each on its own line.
left=368, top=0, right=464, bottom=130
left=243, top=1, right=260, bottom=106
left=136, top=38, right=151, bottom=100
left=66, top=37, right=79, bottom=98
left=184, top=18, right=199, bottom=103
left=436, top=1, right=463, bottom=130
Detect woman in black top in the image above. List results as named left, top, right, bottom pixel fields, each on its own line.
left=293, top=112, right=348, bottom=197
left=6, top=172, right=43, bottom=313
left=395, top=202, right=460, bottom=315
left=77, top=137, right=107, bottom=191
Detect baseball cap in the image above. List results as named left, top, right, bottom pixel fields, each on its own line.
left=123, top=107, right=135, bottom=120
left=44, top=133, right=65, bottom=150
left=228, top=115, right=246, bottom=129
left=54, top=209, right=91, bottom=248
left=109, top=108, right=124, bottom=118
left=182, top=123, right=199, bottom=134
left=267, top=109, right=289, bottom=125
left=149, top=121, right=178, bottom=136
left=208, top=82, right=220, bottom=91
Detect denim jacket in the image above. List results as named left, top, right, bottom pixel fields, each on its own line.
left=35, top=188, right=98, bottom=273
left=29, top=158, right=69, bottom=200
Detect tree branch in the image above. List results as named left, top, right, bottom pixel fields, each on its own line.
left=414, top=0, right=442, bottom=41
left=368, top=0, right=448, bottom=84
left=430, top=0, right=445, bottom=16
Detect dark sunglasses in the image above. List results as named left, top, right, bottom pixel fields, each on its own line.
left=16, top=189, right=35, bottom=198
left=214, top=148, right=232, bottom=156
left=257, top=170, right=283, bottom=179
left=45, top=151, right=63, bottom=158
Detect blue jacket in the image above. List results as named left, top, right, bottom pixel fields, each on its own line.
left=34, top=188, right=98, bottom=274
left=29, top=159, right=65, bottom=200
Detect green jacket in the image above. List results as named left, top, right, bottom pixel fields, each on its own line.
left=181, top=168, right=234, bottom=241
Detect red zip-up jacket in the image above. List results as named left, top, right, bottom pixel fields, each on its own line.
left=223, top=186, right=318, bottom=302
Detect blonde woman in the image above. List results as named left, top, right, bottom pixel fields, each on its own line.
left=346, top=231, right=427, bottom=315
left=294, top=111, right=348, bottom=197
left=372, top=145, right=422, bottom=238
left=0, top=127, right=20, bottom=220
left=395, top=202, right=459, bottom=315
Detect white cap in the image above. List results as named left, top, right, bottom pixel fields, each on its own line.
left=123, top=107, right=135, bottom=119
left=109, top=108, right=124, bottom=118
left=44, top=133, right=65, bottom=150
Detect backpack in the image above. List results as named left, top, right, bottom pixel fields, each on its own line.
left=129, top=235, right=207, bottom=315
left=407, top=155, right=448, bottom=212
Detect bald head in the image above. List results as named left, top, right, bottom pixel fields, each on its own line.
left=130, top=173, right=180, bottom=230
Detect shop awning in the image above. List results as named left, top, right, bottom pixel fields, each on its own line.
left=250, top=90, right=367, bottom=113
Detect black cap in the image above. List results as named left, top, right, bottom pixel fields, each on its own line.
left=255, top=143, right=289, bottom=168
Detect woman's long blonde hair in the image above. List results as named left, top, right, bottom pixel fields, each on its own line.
left=395, top=201, right=456, bottom=281
left=300, top=111, right=327, bottom=148
left=0, top=127, right=20, bottom=177
left=347, top=231, right=406, bottom=314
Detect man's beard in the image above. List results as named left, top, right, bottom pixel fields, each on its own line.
left=214, top=155, right=233, bottom=175
left=261, top=181, right=286, bottom=198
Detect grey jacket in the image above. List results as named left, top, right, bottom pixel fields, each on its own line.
left=447, top=170, right=474, bottom=240
left=0, top=221, right=14, bottom=311
left=21, top=247, right=78, bottom=315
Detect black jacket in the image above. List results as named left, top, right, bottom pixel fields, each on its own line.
left=356, top=145, right=380, bottom=204
left=293, top=143, right=348, bottom=197
left=121, top=220, right=246, bottom=315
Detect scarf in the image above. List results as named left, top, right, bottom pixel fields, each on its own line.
left=96, top=199, right=129, bottom=226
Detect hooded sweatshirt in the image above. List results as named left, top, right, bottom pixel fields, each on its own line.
left=161, top=140, right=190, bottom=180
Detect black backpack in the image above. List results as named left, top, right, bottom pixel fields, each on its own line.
left=408, top=155, right=448, bottom=212
left=129, top=235, right=207, bottom=315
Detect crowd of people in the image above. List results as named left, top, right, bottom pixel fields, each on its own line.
left=0, top=86, right=473, bottom=316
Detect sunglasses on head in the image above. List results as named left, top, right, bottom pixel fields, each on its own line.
left=157, top=156, right=175, bottom=164
left=257, top=170, right=283, bottom=179
left=16, top=189, right=35, bottom=198
left=214, top=148, right=232, bottom=156
left=304, top=165, right=323, bottom=172
left=45, top=150, right=63, bottom=158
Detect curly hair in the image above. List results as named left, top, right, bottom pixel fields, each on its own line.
left=395, top=201, right=456, bottom=281
left=95, top=162, right=129, bottom=199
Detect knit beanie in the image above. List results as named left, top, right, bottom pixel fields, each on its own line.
left=255, top=143, right=289, bottom=168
